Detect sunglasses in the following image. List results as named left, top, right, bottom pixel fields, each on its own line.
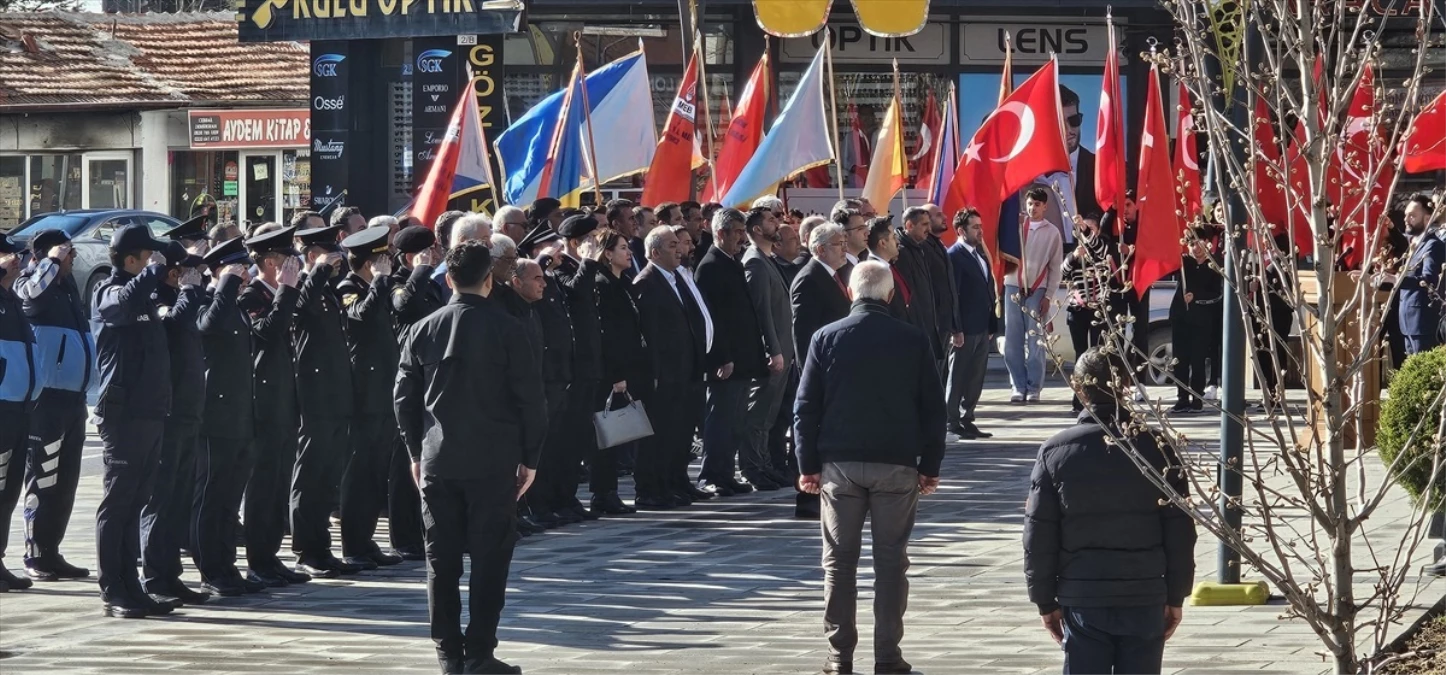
left=1066, top=113, right=1084, bottom=127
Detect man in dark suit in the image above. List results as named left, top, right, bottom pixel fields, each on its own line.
left=693, top=208, right=767, bottom=496
left=791, top=223, right=853, bottom=367
left=894, top=208, right=942, bottom=363
left=922, top=204, right=959, bottom=368
left=547, top=214, right=607, bottom=521
left=946, top=209, right=998, bottom=440
left=634, top=226, right=711, bottom=508
left=1393, top=194, right=1445, bottom=355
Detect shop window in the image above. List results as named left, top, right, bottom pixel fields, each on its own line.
left=171, top=150, right=238, bottom=232
left=29, top=155, right=82, bottom=215
left=281, top=149, right=311, bottom=227
left=87, top=159, right=130, bottom=210
left=0, top=157, right=24, bottom=230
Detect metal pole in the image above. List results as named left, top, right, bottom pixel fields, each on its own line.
left=1211, top=12, right=1253, bottom=586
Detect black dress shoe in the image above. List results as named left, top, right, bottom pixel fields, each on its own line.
left=438, top=654, right=464, bottom=674
left=823, top=658, right=853, bottom=674
left=264, top=564, right=312, bottom=584
left=148, top=581, right=210, bottom=605
left=390, top=547, right=426, bottom=562
left=589, top=493, right=637, bottom=515
left=698, top=480, right=735, bottom=497
left=368, top=550, right=404, bottom=566
left=0, top=565, right=33, bottom=590
left=342, top=556, right=380, bottom=571
left=874, top=660, right=913, bottom=674
left=296, top=555, right=357, bottom=578
left=462, top=656, right=522, bottom=674
left=515, top=518, right=541, bottom=537
left=669, top=491, right=695, bottom=506
left=0, top=578, right=9, bottom=592
left=25, top=556, right=90, bottom=581
left=248, top=570, right=289, bottom=588
left=747, top=476, right=783, bottom=491
left=529, top=510, right=561, bottom=527
left=102, top=602, right=151, bottom=619
left=680, top=484, right=716, bottom=500
left=202, top=576, right=248, bottom=597
left=634, top=495, right=676, bottom=510
left=722, top=477, right=755, bottom=494
left=147, top=594, right=185, bottom=611
left=963, top=422, right=992, bottom=439
left=549, top=509, right=581, bottom=525
left=1426, top=558, right=1446, bottom=577
left=564, top=500, right=600, bottom=521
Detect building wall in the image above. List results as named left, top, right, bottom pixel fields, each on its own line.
left=0, top=111, right=146, bottom=153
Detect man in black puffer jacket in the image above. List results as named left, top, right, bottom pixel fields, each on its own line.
left=1024, top=347, right=1197, bottom=674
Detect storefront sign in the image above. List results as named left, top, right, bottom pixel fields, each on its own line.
left=189, top=109, right=311, bottom=150
left=781, top=22, right=946, bottom=64
left=960, top=21, right=1115, bottom=66
left=310, top=40, right=350, bottom=213
left=236, top=0, right=524, bottom=43
left=413, top=35, right=461, bottom=190
left=460, top=34, right=507, bottom=213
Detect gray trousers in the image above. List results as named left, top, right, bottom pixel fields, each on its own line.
left=945, top=333, right=990, bottom=426
left=820, top=461, right=920, bottom=664
left=741, top=369, right=789, bottom=476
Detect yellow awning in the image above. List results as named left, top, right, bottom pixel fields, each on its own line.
left=753, top=0, right=930, bottom=38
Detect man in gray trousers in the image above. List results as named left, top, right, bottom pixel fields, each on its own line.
left=795, top=260, right=946, bottom=675
left=740, top=203, right=795, bottom=491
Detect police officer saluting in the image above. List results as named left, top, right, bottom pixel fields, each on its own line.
left=192, top=237, right=262, bottom=597
left=92, top=223, right=174, bottom=618
left=238, top=225, right=311, bottom=587
left=139, top=238, right=211, bottom=606
left=336, top=226, right=403, bottom=569
left=385, top=224, right=442, bottom=559
left=14, top=228, right=92, bottom=581
left=0, top=233, right=38, bottom=592
left=290, top=224, right=361, bottom=577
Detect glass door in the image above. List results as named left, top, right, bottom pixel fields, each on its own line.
left=81, top=151, right=132, bottom=210
left=240, top=152, right=278, bottom=229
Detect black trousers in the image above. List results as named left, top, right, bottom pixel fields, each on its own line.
left=141, top=421, right=199, bottom=588
left=387, top=438, right=423, bottom=551
left=1253, top=302, right=1295, bottom=402
left=527, top=382, right=571, bottom=515
left=192, top=435, right=254, bottom=582
left=0, top=411, right=27, bottom=562
left=1172, top=310, right=1219, bottom=406
left=96, top=416, right=164, bottom=604
left=245, top=418, right=298, bottom=570
left=590, top=382, right=648, bottom=497
left=24, top=390, right=86, bottom=562
left=341, top=413, right=398, bottom=558
left=292, top=414, right=350, bottom=558
left=1061, top=606, right=1166, bottom=675
left=1068, top=305, right=1105, bottom=409
left=548, top=380, right=596, bottom=509
left=637, top=381, right=697, bottom=499
left=700, top=379, right=750, bottom=484
left=421, top=474, right=518, bottom=661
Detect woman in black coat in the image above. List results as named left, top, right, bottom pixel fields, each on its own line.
left=590, top=228, right=650, bottom=514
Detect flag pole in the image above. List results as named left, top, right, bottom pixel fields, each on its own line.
left=695, top=29, right=716, bottom=203
left=574, top=31, right=605, bottom=206
left=824, top=28, right=845, bottom=203
left=894, top=58, right=907, bottom=211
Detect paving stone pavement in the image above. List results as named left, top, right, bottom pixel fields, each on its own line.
left=0, top=364, right=1437, bottom=674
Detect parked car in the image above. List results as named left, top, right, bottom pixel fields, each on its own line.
left=997, top=282, right=1177, bottom=386
left=7, top=210, right=181, bottom=313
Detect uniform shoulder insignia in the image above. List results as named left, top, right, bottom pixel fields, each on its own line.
left=392, top=287, right=406, bottom=299
left=342, top=293, right=358, bottom=307
left=157, top=306, right=170, bottom=318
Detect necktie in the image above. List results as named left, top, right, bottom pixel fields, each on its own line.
left=673, top=273, right=705, bottom=335
left=833, top=271, right=848, bottom=296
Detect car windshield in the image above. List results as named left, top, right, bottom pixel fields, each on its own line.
left=9, top=214, right=93, bottom=240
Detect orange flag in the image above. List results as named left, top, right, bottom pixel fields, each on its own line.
left=861, top=87, right=907, bottom=210
left=1174, top=83, right=1202, bottom=222
left=709, top=53, right=771, bottom=202
left=1131, top=64, right=1184, bottom=298
left=642, top=50, right=700, bottom=206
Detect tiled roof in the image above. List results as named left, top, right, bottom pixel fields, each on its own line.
left=0, top=12, right=308, bottom=111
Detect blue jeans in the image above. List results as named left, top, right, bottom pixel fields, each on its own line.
left=1062, top=606, right=1166, bottom=674
left=1004, top=286, right=1048, bottom=395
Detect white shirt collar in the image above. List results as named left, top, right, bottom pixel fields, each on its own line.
left=845, top=252, right=859, bottom=265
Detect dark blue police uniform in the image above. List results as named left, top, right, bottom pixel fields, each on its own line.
left=92, top=224, right=172, bottom=616
left=0, top=233, right=39, bottom=591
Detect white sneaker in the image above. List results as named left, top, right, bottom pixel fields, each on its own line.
left=1133, top=385, right=1148, bottom=402
left=1025, top=391, right=1041, bottom=403
left=1010, top=390, right=1025, bottom=403
left=1204, top=385, right=1220, bottom=401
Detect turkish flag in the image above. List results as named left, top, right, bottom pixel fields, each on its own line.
left=642, top=51, right=700, bottom=206
left=1095, top=18, right=1126, bottom=219
left=911, top=91, right=942, bottom=190
left=943, top=59, right=1071, bottom=264
left=1174, top=83, right=1202, bottom=222
left=1131, top=65, right=1184, bottom=298
left=709, top=53, right=770, bottom=202
left=1251, top=97, right=1291, bottom=232
left=1404, top=90, right=1446, bottom=173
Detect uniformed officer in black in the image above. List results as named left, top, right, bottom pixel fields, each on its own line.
left=336, top=226, right=404, bottom=569
left=546, top=214, right=606, bottom=522
left=518, top=227, right=578, bottom=528
left=290, top=224, right=361, bottom=577
left=238, top=225, right=312, bottom=587
left=396, top=240, right=547, bottom=675
left=92, top=223, right=174, bottom=618
left=385, top=224, right=442, bottom=559
left=14, top=228, right=92, bottom=581
left=0, top=233, right=39, bottom=592
left=191, top=237, right=261, bottom=597
left=161, top=214, right=214, bottom=257
left=139, top=241, right=211, bottom=606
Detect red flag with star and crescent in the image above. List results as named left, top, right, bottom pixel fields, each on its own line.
left=1094, top=16, right=1126, bottom=220
left=1131, top=64, right=1184, bottom=298
left=942, top=58, right=1071, bottom=267
left=1404, top=90, right=1446, bottom=174
left=1174, top=82, right=1202, bottom=222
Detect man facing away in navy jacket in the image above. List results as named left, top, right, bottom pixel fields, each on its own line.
left=794, top=260, right=946, bottom=675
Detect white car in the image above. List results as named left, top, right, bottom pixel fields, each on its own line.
left=996, top=282, right=1178, bottom=386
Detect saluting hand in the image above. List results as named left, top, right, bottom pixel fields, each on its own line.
left=370, top=256, right=392, bottom=278
left=179, top=267, right=204, bottom=287
left=47, top=243, right=71, bottom=261
left=147, top=251, right=167, bottom=267
left=279, top=256, right=301, bottom=288
left=220, top=263, right=248, bottom=282
left=414, top=247, right=436, bottom=268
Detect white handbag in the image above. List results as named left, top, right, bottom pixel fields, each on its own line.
left=593, top=391, right=655, bottom=449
